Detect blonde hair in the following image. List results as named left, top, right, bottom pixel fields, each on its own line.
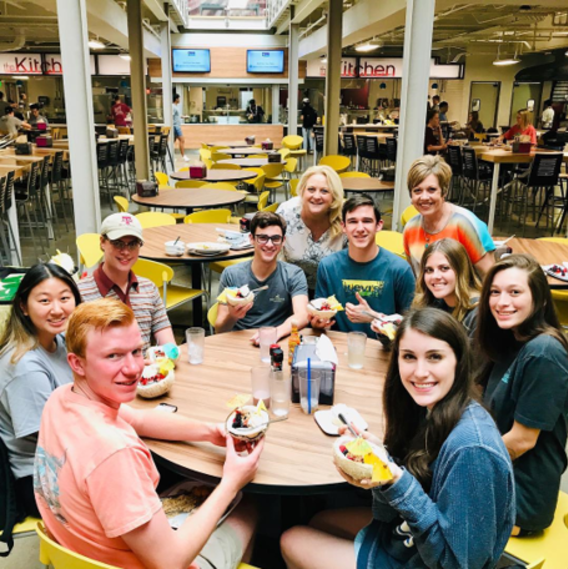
left=517, top=109, right=533, bottom=131
left=296, top=165, right=344, bottom=238
left=412, top=239, right=482, bottom=322
left=407, top=155, right=452, bottom=198
left=66, top=299, right=136, bottom=359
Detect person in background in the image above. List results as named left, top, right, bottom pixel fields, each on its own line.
left=403, top=155, right=495, bottom=276
left=311, top=195, right=415, bottom=338
left=8, top=100, right=24, bottom=121
left=276, top=165, right=345, bottom=297
left=496, top=109, right=537, bottom=146
left=34, top=299, right=263, bottom=569
left=477, top=254, right=568, bottom=535
left=0, top=263, right=81, bottom=518
left=0, top=91, right=10, bottom=116
left=28, top=103, right=49, bottom=129
left=281, top=308, right=515, bottom=569
left=173, top=93, right=188, bottom=162
left=424, top=109, right=447, bottom=155
left=77, top=213, right=175, bottom=353
left=540, top=100, right=555, bottom=130
left=110, top=95, right=131, bottom=128
left=465, top=111, right=484, bottom=141
left=438, top=101, right=450, bottom=122
left=412, top=238, right=481, bottom=338
left=431, top=94, right=440, bottom=111
left=246, top=99, right=265, bottom=124
left=300, top=98, right=318, bottom=154
left=215, top=211, right=309, bottom=343
left=0, top=106, right=31, bottom=138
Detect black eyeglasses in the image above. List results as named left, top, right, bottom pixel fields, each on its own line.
left=255, top=234, right=283, bottom=245
left=108, top=238, right=142, bottom=251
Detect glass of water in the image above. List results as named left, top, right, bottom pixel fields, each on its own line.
left=186, top=327, right=205, bottom=365
left=259, top=326, right=277, bottom=363
left=347, top=331, right=367, bottom=369
left=270, top=370, right=290, bottom=417
left=299, top=369, right=321, bottom=415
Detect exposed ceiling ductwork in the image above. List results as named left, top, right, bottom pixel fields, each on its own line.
left=0, top=31, right=26, bottom=52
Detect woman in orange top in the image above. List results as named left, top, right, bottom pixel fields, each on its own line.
left=497, top=109, right=537, bottom=146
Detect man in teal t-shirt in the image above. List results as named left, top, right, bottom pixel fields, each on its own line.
left=312, top=195, right=415, bottom=337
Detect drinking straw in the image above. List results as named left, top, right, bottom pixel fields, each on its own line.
left=307, top=357, right=311, bottom=414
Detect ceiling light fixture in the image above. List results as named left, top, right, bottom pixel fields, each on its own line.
left=119, top=53, right=131, bottom=61
left=493, top=44, right=520, bottom=66
left=355, top=42, right=380, bottom=53
left=88, top=38, right=105, bottom=50
left=13, top=75, right=29, bottom=80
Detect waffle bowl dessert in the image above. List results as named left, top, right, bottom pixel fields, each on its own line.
left=226, top=402, right=269, bottom=444
left=218, top=285, right=255, bottom=307
left=333, top=436, right=393, bottom=484
left=307, top=295, right=344, bottom=320
left=136, top=360, right=175, bottom=399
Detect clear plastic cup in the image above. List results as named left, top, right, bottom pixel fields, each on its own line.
left=251, top=366, right=271, bottom=408
left=299, top=369, right=321, bottom=414
left=259, top=326, right=277, bottom=363
left=186, top=327, right=205, bottom=365
left=270, top=370, right=290, bottom=417
left=347, top=331, right=367, bottom=369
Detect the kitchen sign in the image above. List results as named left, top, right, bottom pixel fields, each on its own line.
left=0, top=53, right=44, bottom=75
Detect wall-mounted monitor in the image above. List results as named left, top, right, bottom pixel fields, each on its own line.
left=247, top=50, right=285, bottom=74
left=172, top=49, right=211, bottom=73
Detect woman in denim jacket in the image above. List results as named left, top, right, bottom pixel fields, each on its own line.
left=281, top=308, right=515, bottom=568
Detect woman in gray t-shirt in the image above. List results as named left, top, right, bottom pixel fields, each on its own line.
left=0, top=263, right=81, bottom=517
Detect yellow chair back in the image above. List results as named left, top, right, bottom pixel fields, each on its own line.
left=204, top=158, right=213, bottom=169
left=284, top=157, right=298, bottom=175
left=179, top=167, right=189, bottom=172
left=135, top=212, right=177, bottom=229
left=211, top=152, right=231, bottom=162
left=204, top=182, right=240, bottom=191
left=290, top=178, right=300, bottom=197
left=210, top=145, right=230, bottom=152
left=400, top=204, right=419, bottom=228
left=37, top=522, right=119, bottom=569
left=184, top=209, right=232, bottom=224
left=175, top=180, right=207, bottom=189
left=262, top=163, right=284, bottom=179
left=278, top=148, right=291, bottom=159
left=375, top=230, right=405, bottom=259
left=248, top=154, right=268, bottom=159
left=257, top=191, right=270, bottom=211
left=263, top=202, right=280, bottom=213
left=199, top=148, right=212, bottom=162
left=132, top=258, right=174, bottom=289
left=319, top=155, right=351, bottom=173
left=207, top=302, right=219, bottom=333
left=251, top=174, right=267, bottom=194
left=76, top=233, right=103, bottom=269
left=211, top=163, right=241, bottom=170
left=154, top=171, right=169, bottom=188
left=282, top=135, right=303, bottom=150
left=113, top=195, right=129, bottom=213
left=340, top=171, right=371, bottom=179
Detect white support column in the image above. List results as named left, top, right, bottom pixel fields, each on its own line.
left=272, top=85, right=280, bottom=125
left=56, top=0, right=101, bottom=237
left=160, top=22, right=174, bottom=172
left=127, top=0, right=151, bottom=181
left=288, top=6, right=299, bottom=138
left=324, top=0, right=342, bottom=156
left=392, top=0, right=435, bottom=231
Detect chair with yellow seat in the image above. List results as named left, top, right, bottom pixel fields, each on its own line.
left=207, top=301, right=219, bottom=334
left=248, top=154, right=268, bottom=159
left=375, top=230, right=405, bottom=259
left=262, top=202, right=280, bottom=213
left=319, top=155, right=351, bottom=174
left=282, top=135, right=307, bottom=169
left=204, top=158, right=213, bottom=170
left=400, top=204, right=419, bottom=228
left=211, top=163, right=241, bottom=170
left=76, top=233, right=103, bottom=270
left=184, top=209, right=232, bottom=224
left=210, top=145, right=230, bottom=153
left=155, top=171, right=169, bottom=188
left=0, top=515, right=42, bottom=556
left=290, top=178, right=300, bottom=197
left=113, top=195, right=129, bottom=213
left=340, top=171, right=371, bottom=179
left=211, top=152, right=231, bottom=162
left=133, top=258, right=206, bottom=312
left=179, top=167, right=189, bottom=172
left=504, top=491, right=568, bottom=569
left=278, top=147, right=291, bottom=160
left=538, top=238, right=568, bottom=326
left=261, top=164, right=284, bottom=201
left=199, top=148, right=212, bottom=162
left=175, top=180, right=207, bottom=189
left=243, top=174, right=267, bottom=208
left=257, top=191, right=270, bottom=211
left=135, top=211, right=177, bottom=229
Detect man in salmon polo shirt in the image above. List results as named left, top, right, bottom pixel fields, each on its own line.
left=34, top=299, right=263, bottom=569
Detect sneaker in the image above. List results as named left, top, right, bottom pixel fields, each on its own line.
left=183, top=155, right=189, bottom=162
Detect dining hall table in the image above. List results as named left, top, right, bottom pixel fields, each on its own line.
left=341, top=177, right=394, bottom=194
left=221, top=146, right=282, bottom=157
left=217, top=158, right=287, bottom=168
left=132, top=187, right=246, bottom=213
left=207, top=141, right=279, bottom=149
left=169, top=169, right=257, bottom=184
left=129, top=329, right=388, bottom=493
left=138, top=223, right=252, bottom=325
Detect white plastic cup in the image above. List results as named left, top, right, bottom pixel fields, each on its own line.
left=259, top=326, right=277, bottom=363
left=347, top=331, right=367, bottom=369
left=299, top=369, right=321, bottom=415
left=251, top=366, right=271, bottom=408
left=186, top=327, right=205, bottom=365
left=270, top=371, right=290, bottom=417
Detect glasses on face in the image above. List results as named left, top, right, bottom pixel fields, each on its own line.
left=255, top=234, right=283, bottom=245
left=108, top=238, right=142, bottom=251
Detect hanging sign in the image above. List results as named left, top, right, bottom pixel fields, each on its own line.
left=0, top=53, right=44, bottom=75
left=42, top=54, right=97, bottom=76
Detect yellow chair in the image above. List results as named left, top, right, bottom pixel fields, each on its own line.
left=243, top=174, right=267, bottom=207
left=400, top=204, right=419, bottom=228
left=211, top=152, right=231, bottom=162
left=184, top=209, right=232, bottom=224
left=179, top=167, right=189, bottom=172
left=340, top=171, right=371, bottom=179
left=257, top=191, right=270, bottom=211
left=113, top=195, right=129, bottom=213
left=290, top=178, right=300, bottom=197
left=0, top=515, right=42, bottom=554
left=504, top=491, right=568, bottom=569
left=248, top=154, right=268, bottom=159
left=282, top=134, right=307, bottom=168
left=154, top=171, right=169, bottom=188
left=278, top=147, right=291, bottom=160
left=538, top=238, right=568, bottom=326
left=207, top=301, right=219, bottom=334
left=284, top=157, right=298, bottom=176
left=211, top=163, right=241, bottom=170
left=262, top=164, right=284, bottom=198
left=319, top=155, right=351, bottom=173
left=135, top=212, right=176, bottom=229
left=204, top=158, right=213, bottom=170
left=210, top=145, right=230, bottom=152
left=375, top=230, right=405, bottom=259
left=133, top=258, right=206, bottom=311
left=175, top=180, right=207, bottom=189
left=199, top=148, right=212, bottom=162
left=263, top=202, right=280, bottom=213
left=76, top=233, right=103, bottom=269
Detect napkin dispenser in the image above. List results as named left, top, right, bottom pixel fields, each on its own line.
left=261, top=140, right=274, bottom=151
left=106, top=127, right=118, bottom=139
left=15, top=142, right=32, bottom=155
left=512, top=141, right=531, bottom=154
left=291, top=342, right=336, bottom=405
left=245, top=135, right=256, bottom=145
left=36, top=135, right=53, bottom=148
left=189, top=162, right=207, bottom=179
left=36, top=122, right=47, bottom=132
left=267, top=152, right=281, bottom=163
left=136, top=180, right=158, bottom=198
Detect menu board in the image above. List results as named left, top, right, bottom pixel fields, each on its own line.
left=172, top=49, right=211, bottom=73
left=247, top=50, right=285, bottom=74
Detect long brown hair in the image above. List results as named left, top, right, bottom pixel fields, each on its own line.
left=383, top=308, right=475, bottom=490
left=413, top=239, right=482, bottom=322
left=476, top=254, right=568, bottom=362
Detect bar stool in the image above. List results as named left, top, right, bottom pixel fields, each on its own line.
left=15, top=160, right=44, bottom=258
left=97, top=143, right=110, bottom=206
left=50, top=151, right=70, bottom=232
left=342, top=133, right=357, bottom=162
left=356, top=135, right=369, bottom=173
left=446, top=145, right=463, bottom=203
left=365, top=136, right=381, bottom=177
left=117, top=138, right=131, bottom=193
left=38, top=155, right=57, bottom=241
left=462, top=147, right=492, bottom=215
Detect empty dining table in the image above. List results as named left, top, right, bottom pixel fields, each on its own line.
left=222, top=147, right=281, bottom=156
left=217, top=158, right=287, bottom=168
left=169, top=168, right=257, bottom=183
left=341, top=177, right=394, bottom=194
left=131, top=188, right=246, bottom=212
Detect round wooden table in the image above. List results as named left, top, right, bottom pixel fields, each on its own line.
left=218, top=158, right=287, bottom=168
left=341, top=177, right=394, bottom=193
left=132, top=188, right=245, bottom=211
left=208, top=142, right=280, bottom=151
left=169, top=169, right=257, bottom=183
left=222, top=147, right=281, bottom=157
left=207, top=141, right=257, bottom=148
left=130, top=330, right=388, bottom=494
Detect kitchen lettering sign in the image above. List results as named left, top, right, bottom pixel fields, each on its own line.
left=0, top=53, right=45, bottom=75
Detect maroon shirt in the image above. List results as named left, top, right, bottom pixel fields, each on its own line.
left=92, top=264, right=138, bottom=307
left=111, top=102, right=131, bottom=127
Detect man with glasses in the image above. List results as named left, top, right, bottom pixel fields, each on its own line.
left=215, top=211, right=308, bottom=343
left=78, top=213, right=175, bottom=352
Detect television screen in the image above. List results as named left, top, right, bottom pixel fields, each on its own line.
left=247, top=50, right=285, bottom=74
left=172, top=49, right=211, bottom=73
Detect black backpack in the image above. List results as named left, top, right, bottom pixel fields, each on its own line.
left=0, top=437, right=26, bottom=556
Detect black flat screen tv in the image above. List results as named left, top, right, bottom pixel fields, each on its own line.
left=247, top=50, right=285, bottom=74
left=172, top=49, right=211, bottom=73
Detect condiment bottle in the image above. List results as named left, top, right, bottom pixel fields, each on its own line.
left=288, top=320, right=301, bottom=366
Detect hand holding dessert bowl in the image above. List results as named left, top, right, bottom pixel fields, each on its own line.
left=307, top=295, right=344, bottom=329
